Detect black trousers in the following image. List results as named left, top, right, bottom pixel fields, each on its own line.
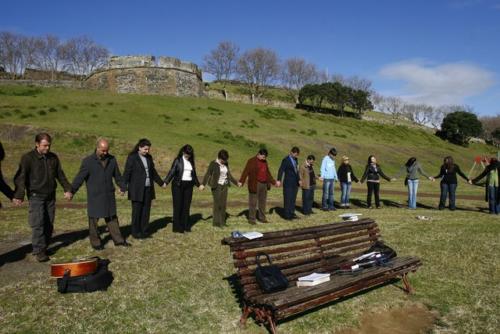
left=28, top=195, right=55, bottom=254
left=367, top=182, right=381, bottom=207
left=172, top=181, right=194, bottom=233
left=283, top=185, right=299, bottom=219
left=131, top=186, right=153, bottom=237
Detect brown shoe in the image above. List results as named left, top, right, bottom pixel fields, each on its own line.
left=248, top=220, right=257, bottom=225
left=35, top=251, right=50, bottom=262
left=261, top=220, right=271, bottom=224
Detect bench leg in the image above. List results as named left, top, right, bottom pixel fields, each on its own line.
left=240, top=305, right=251, bottom=327
left=266, top=315, right=277, bottom=334
left=402, top=273, right=414, bottom=294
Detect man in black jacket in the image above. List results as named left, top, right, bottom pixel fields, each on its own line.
left=71, top=138, right=130, bottom=250
left=0, top=141, right=14, bottom=208
left=13, top=133, right=72, bottom=262
left=122, top=138, right=165, bottom=239
left=277, top=147, right=300, bottom=220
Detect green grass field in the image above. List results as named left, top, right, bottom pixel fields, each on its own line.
left=0, top=85, right=499, bottom=333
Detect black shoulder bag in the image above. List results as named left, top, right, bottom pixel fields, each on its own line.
left=57, top=258, right=114, bottom=293
left=254, top=252, right=289, bottom=293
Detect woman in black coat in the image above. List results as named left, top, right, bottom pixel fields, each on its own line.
left=122, top=139, right=165, bottom=239
left=434, top=156, right=470, bottom=210
left=0, top=141, right=14, bottom=208
left=164, top=144, right=202, bottom=233
left=360, top=155, right=393, bottom=208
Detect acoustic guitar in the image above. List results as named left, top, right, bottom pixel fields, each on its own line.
left=51, top=257, right=99, bottom=278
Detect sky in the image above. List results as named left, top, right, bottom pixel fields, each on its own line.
left=2, top=0, right=499, bottom=116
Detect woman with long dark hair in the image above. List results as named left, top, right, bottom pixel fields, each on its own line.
left=0, top=141, right=14, bottom=208
left=396, top=157, right=433, bottom=209
left=201, top=149, right=241, bottom=227
left=164, top=144, right=201, bottom=233
left=360, top=155, right=393, bottom=208
left=472, top=157, right=500, bottom=214
left=122, top=138, right=165, bottom=239
left=434, top=156, right=471, bottom=210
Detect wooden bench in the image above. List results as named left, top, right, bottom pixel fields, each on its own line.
left=221, top=218, right=422, bottom=333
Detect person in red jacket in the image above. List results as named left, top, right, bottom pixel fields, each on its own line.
left=239, top=148, right=279, bottom=224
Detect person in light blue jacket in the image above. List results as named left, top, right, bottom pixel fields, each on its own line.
left=320, top=148, right=338, bottom=210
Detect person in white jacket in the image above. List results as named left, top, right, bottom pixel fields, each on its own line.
left=320, top=148, right=338, bottom=210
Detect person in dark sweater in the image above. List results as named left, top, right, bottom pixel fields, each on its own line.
left=13, top=133, right=72, bottom=262
left=201, top=149, right=241, bottom=227
left=122, top=138, right=166, bottom=239
left=0, top=141, right=14, bottom=208
left=299, top=155, right=317, bottom=215
left=472, top=157, right=499, bottom=214
left=337, top=155, right=359, bottom=208
left=434, top=156, right=471, bottom=210
left=164, top=144, right=202, bottom=233
left=360, top=155, right=393, bottom=208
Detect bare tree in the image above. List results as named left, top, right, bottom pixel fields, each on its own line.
left=403, top=103, right=433, bottom=126
left=380, top=96, right=404, bottom=125
left=314, top=69, right=329, bottom=83
left=281, top=57, right=317, bottom=102
left=480, top=114, right=500, bottom=141
left=345, top=75, right=372, bottom=93
left=370, top=92, right=384, bottom=112
left=237, top=47, right=280, bottom=98
left=203, top=41, right=239, bottom=84
left=60, top=36, right=109, bottom=77
left=31, top=35, right=65, bottom=80
left=0, top=31, right=23, bottom=78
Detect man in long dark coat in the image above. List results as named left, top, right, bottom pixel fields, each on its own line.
left=71, top=138, right=130, bottom=250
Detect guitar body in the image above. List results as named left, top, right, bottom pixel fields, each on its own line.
left=51, top=258, right=98, bottom=278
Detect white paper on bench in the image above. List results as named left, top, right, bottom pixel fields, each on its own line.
left=241, top=231, right=264, bottom=240
left=298, top=272, right=331, bottom=282
left=297, top=276, right=330, bottom=287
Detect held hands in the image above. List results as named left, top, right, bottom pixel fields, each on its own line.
left=429, top=176, right=435, bottom=182
left=237, top=182, right=243, bottom=187
left=390, top=178, right=396, bottom=182
left=12, top=198, right=23, bottom=206
left=118, top=190, right=125, bottom=196
left=199, top=185, right=205, bottom=191
left=64, top=192, right=73, bottom=201
left=275, top=181, right=282, bottom=187
left=468, top=179, right=473, bottom=185
left=162, top=183, right=167, bottom=188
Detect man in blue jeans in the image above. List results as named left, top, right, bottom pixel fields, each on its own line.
left=320, top=148, right=338, bottom=210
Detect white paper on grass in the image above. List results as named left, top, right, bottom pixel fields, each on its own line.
left=338, top=213, right=363, bottom=218
left=298, top=272, right=331, bottom=281
left=241, top=231, right=263, bottom=240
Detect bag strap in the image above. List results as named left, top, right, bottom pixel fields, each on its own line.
left=59, top=270, right=71, bottom=293
left=255, top=252, right=272, bottom=267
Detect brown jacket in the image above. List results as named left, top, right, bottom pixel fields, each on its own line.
left=239, top=156, right=276, bottom=193
left=299, top=162, right=316, bottom=190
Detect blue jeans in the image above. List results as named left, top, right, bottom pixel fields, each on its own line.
left=340, top=182, right=352, bottom=205
left=407, top=179, right=419, bottom=209
left=322, top=179, right=335, bottom=209
left=302, top=186, right=315, bottom=215
left=439, top=183, right=457, bottom=210
left=488, top=185, right=500, bottom=214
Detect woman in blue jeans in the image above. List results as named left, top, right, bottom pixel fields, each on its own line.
left=397, top=157, right=434, bottom=209
left=472, top=158, right=500, bottom=214
left=337, top=156, right=359, bottom=208
left=434, top=156, right=471, bottom=210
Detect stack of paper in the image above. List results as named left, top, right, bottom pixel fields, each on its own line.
left=241, top=231, right=263, bottom=240
left=296, top=272, right=330, bottom=287
left=338, top=213, right=362, bottom=221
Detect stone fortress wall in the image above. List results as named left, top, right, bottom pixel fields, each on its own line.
left=84, top=55, right=205, bottom=97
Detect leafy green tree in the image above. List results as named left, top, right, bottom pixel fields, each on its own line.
left=439, top=111, right=483, bottom=146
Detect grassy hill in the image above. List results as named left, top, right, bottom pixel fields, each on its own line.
left=0, top=85, right=498, bottom=333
